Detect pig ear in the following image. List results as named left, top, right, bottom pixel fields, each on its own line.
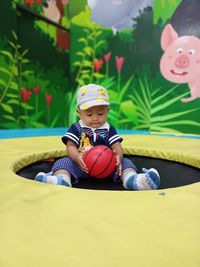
left=161, top=24, right=179, bottom=51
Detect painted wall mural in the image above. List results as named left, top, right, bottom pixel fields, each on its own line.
left=0, top=0, right=200, bottom=134
left=0, top=0, right=70, bottom=128
left=88, top=0, right=153, bottom=34
left=160, top=23, right=200, bottom=103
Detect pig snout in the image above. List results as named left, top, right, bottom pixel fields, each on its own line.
left=175, top=54, right=189, bottom=69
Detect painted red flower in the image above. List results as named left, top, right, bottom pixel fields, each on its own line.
left=36, top=0, right=42, bottom=4
left=94, top=58, right=104, bottom=73
left=45, top=94, right=52, bottom=107
left=20, top=89, right=32, bottom=102
left=25, top=0, right=34, bottom=6
left=104, top=52, right=112, bottom=62
left=115, top=56, right=125, bottom=72
left=33, top=86, right=40, bottom=94
left=62, top=0, right=70, bottom=4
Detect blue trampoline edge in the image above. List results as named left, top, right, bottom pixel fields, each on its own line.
left=0, top=128, right=200, bottom=139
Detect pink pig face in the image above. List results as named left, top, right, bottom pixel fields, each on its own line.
left=160, top=25, right=200, bottom=84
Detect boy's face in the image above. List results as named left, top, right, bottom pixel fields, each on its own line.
left=77, top=105, right=109, bottom=128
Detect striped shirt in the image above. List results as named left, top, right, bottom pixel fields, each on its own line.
left=62, top=120, right=123, bottom=152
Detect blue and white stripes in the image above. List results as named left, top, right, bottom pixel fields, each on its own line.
left=123, top=168, right=160, bottom=190
left=62, top=121, right=123, bottom=148
left=109, top=134, right=122, bottom=146
left=63, top=132, right=80, bottom=146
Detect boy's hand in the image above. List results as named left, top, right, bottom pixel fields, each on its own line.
left=67, top=140, right=88, bottom=173
left=75, top=154, right=88, bottom=173
left=113, top=149, right=122, bottom=176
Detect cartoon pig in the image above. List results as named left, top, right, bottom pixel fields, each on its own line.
left=160, top=24, right=200, bottom=102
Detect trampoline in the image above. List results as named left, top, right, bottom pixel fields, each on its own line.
left=17, top=155, right=200, bottom=190
left=1, top=134, right=200, bottom=267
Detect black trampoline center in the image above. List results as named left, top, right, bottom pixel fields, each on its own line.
left=17, top=155, right=200, bottom=190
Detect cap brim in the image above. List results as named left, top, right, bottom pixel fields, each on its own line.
left=79, top=99, right=109, bottom=110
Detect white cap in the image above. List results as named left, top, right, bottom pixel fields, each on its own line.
left=77, top=84, right=110, bottom=110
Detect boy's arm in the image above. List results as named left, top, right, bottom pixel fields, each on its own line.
left=67, top=140, right=88, bottom=173
left=111, top=142, right=123, bottom=176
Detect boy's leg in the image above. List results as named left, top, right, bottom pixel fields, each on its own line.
left=35, top=169, right=72, bottom=187
left=35, top=157, right=86, bottom=187
left=121, top=158, right=160, bottom=190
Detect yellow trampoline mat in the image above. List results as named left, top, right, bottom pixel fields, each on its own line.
left=0, top=135, right=200, bottom=267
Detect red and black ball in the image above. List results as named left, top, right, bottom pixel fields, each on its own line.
left=82, top=145, right=116, bottom=179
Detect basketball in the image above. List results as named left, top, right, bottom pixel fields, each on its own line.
left=82, top=145, right=116, bottom=179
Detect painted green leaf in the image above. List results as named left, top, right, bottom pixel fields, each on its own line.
left=129, top=92, right=149, bottom=116
left=76, top=79, right=85, bottom=86
left=151, top=84, right=179, bottom=105
left=76, top=52, right=84, bottom=57
left=12, top=31, right=17, bottom=40
left=83, top=28, right=90, bottom=34
left=153, top=0, right=181, bottom=24
left=0, top=79, right=7, bottom=88
left=30, top=122, right=46, bottom=128
left=108, top=111, right=119, bottom=124
left=22, top=70, right=33, bottom=77
left=21, top=49, right=29, bottom=57
left=120, top=100, right=138, bottom=125
left=6, top=93, right=18, bottom=98
left=94, top=31, right=103, bottom=37
left=20, top=103, right=34, bottom=110
left=3, top=115, right=16, bottom=121
left=154, top=120, right=200, bottom=127
left=73, top=61, right=81, bottom=67
left=81, top=74, right=91, bottom=80
left=6, top=99, right=19, bottom=105
left=28, top=111, right=44, bottom=122
left=151, top=92, right=189, bottom=114
left=83, top=47, right=93, bottom=56
left=9, top=81, right=18, bottom=90
left=0, top=67, right=10, bottom=76
left=0, top=50, right=13, bottom=61
left=82, top=60, right=92, bottom=67
left=151, top=108, right=200, bottom=123
left=61, top=16, right=70, bottom=28
left=137, top=78, right=151, bottom=111
left=19, top=116, right=29, bottom=120
left=0, top=122, right=19, bottom=129
left=111, top=100, right=120, bottom=105
left=12, top=66, right=18, bottom=76
left=0, top=103, right=13, bottom=113
left=101, top=76, right=115, bottom=89
left=81, top=69, right=91, bottom=74
left=50, top=113, right=60, bottom=128
left=78, top=38, right=87, bottom=45
left=119, top=118, right=133, bottom=123
left=95, top=40, right=106, bottom=49
left=8, top=41, right=16, bottom=49
left=150, top=126, right=182, bottom=134
left=108, top=90, right=119, bottom=102
left=22, top=59, right=30, bottom=64
left=93, top=73, right=104, bottom=79
left=119, top=76, right=134, bottom=101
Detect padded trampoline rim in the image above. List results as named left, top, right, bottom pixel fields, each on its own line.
left=10, top=135, right=200, bottom=175
left=1, top=135, right=200, bottom=267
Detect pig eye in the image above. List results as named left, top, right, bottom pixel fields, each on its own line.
left=177, top=48, right=183, bottom=54
left=188, top=49, right=195, bottom=55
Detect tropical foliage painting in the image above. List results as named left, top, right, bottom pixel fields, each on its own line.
left=0, top=0, right=200, bottom=134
